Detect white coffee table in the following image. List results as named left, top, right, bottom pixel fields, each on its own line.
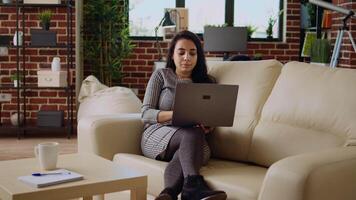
left=0, top=153, right=147, bottom=200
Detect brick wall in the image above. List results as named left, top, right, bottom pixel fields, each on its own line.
left=1, top=0, right=354, bottom=126
left=0, top=3, right=76, bottom=125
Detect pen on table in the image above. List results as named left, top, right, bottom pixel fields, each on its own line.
left=32, top=172, right=71, bottom=176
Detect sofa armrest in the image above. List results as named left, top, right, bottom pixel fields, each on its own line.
left=78, top=113, right=143, bottom=160
left=258, top=147, right=356, bottom=200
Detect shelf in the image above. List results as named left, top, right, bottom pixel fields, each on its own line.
left=24, top=85, right=73, bottom=90
left=0, top=125, right=72, bottom=138
left=0, top=84, right=74, bottom=90
left=7, top=44, right=72, bottom=48
left=1, top=0, right=74, bottom=138
left=302, top=27, right=331, bottom=31
left=0, top=124, right=70, bottom=133
left=0, top=3, right=70, bottom=8
left=0, top=84, right=20, bottom=89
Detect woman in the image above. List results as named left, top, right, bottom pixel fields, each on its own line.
left=141, top=30, right=227, bottom=200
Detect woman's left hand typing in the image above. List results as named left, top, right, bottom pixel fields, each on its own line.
left=197, top=124, right=214, bottom=134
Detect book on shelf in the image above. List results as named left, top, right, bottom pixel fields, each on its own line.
left=322, top=10, right=332, bottom=29
left=301, top=32, right=317, bottom=57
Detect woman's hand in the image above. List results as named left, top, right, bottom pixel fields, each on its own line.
left=197, top=124, right=214, bottom=134
left=157, top=111, right=173, bottom=123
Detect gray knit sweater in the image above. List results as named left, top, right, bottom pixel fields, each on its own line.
left=140, top=67, right=211, bottom=163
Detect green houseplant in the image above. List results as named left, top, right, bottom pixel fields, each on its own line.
left=246, top=25, right=257, bottom=39
left=266, top=16, right=277, bottom=39
left=38, top=10, right=53, bottom=30
left=83, top=0, right=134, bottom=86
left=310, top=39, right=331, bottom=65
left=10, top=72, right=23, bottom=87
left=265, top=10, right=283, bottom=39
left=253, top=53, right=263, bottom=60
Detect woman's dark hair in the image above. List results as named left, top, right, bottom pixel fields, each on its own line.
left=165, top=30, right=214, bottom=83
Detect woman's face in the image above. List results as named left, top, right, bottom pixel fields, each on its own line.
left=173, top=39, right=197, bottom=76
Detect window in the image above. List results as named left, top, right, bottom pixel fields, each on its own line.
left=129, top=0, right=283, bottom=40
left=234, top=0, right=282, bottom=38
left=129, top=0, right=175, bottom=37
left=185, top=0, right=225, bottom=34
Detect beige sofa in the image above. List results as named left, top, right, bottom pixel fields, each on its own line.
left=78, top=60, right=356, bottom=200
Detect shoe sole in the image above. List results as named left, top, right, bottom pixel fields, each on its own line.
left=201, top=193, right=227, bottom=200
left=155, top=194, right=173, bottom=200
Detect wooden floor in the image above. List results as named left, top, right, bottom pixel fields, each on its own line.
left=0, top=135, right=77, bottom=161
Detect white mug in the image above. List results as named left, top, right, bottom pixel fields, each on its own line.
left=51, top=57, right=61, bottom=71
left=34, top=142, right=59, bottom=170
left=13, top=31, right=23, bottom=46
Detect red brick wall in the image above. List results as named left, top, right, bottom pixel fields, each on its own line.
left=331, top=0, right=356, bottom=68
left=121, top=0, right=302, bottom=99
left=0, top=4, right=76, bottom=125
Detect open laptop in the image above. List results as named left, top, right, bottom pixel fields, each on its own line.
left=172, top=83, right=239, bottom=127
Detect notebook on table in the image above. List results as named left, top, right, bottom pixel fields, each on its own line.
left=18, top=169, right=83, bottom=188
left=172, top=83, right=239, bottom=127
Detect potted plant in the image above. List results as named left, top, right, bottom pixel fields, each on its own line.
left=31, top=10, right=56, bottom=46
left=266, top=17, right=277, bottom=39
left=10, top=72, right=23, bottom=87
left=83, top=0, right=134, bottom=86
left=247, top=25, right=257, bottom=39
left=38, top=10, right=53, bottom=30
left=310, top=39, right=331, bottom=66
left=253, top=53, right=263, bottom=60
left=265, top=10, right=283, bottom=39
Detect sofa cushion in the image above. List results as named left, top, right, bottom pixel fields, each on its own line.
left=77, top=86, right=142, bottom=122
left=249, top=62, right=356, bottom=167
left=113, top=153, right=267, bottom=200
left=206, top=60, right=282, bottom=162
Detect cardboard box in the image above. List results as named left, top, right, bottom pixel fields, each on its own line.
left=37, top=70, right=67, bottom=87
left=24, top=0, right=61, bottom=4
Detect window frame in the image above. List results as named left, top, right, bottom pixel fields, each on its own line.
left=128, top=0, right=284, bottom=42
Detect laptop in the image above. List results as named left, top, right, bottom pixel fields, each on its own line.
left=172, top=83, right=239, bottom=127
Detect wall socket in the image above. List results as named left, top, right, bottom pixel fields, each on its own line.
left=0, top=47, right=8, bottom=56
left=0, top=93, right=12, bottom=102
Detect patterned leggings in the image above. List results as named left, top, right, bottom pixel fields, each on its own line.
left=159, top=127, right=211, bottom=194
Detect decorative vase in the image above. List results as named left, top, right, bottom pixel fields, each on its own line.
left=51, top=57, right=61, bottom=71
left=10, top=112, right=24, bottom=126
left=13, top=31, right=23, bottom=46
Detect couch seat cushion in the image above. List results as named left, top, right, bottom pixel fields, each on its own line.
left=113, top=153, right=267, bottom=200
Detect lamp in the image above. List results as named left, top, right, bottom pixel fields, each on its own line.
left=155, top=11, right=176, bottom=61
left=302, top=0, right=356, bottom=68
left=203, top=26, right=247, bottom=60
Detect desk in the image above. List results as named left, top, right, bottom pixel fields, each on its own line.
left=0, top=153, right=147, bottom=200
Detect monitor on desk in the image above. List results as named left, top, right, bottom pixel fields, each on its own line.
left=203, top=27, right=247, bottom=60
